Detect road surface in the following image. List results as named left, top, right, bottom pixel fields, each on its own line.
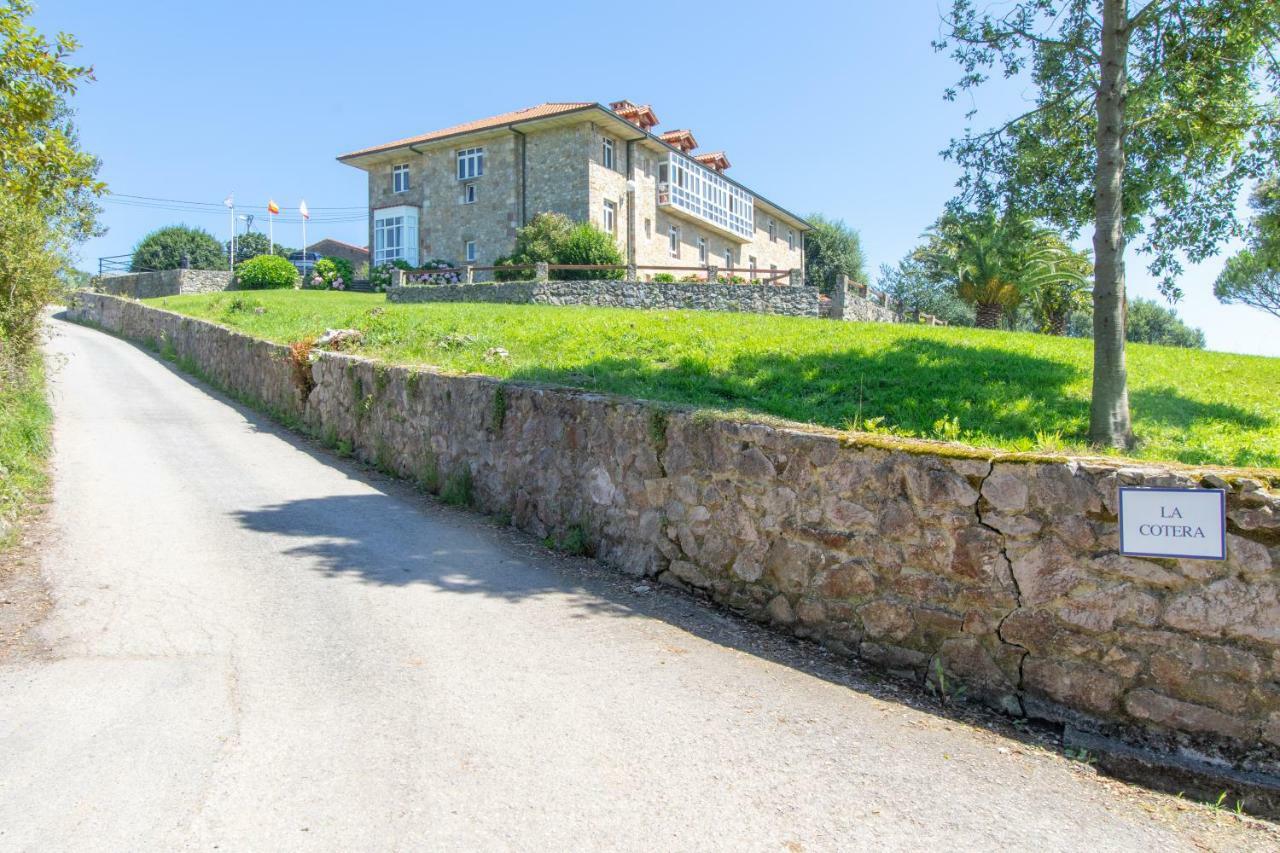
left=0, top=316, right=1274, bottom=851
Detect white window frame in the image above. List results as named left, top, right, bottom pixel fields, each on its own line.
left=462, top=183, right=477, bottom=204
left=602, top=136, right=615, bottom=171
left=457, top=147, right=485, bottom=181
left=749, top=256, right=757, bottom=281
left=392, top=163, right=410, bottom=194
left=697, top=236, right=707, bottom=263
left=724, top=248, right=733, bottom=270
left=668, top=225, right=680, bottom=258
left=787, top=229, right=795, bottom=251
left=603, top=199, right=617, bottom=234
left=659, top=152, right=753, bottom=238
left=373, top=205, right=419, bottom=266
left=768, top=218, right=777, bottom=242
left=465, top=240, right=477, bottom=263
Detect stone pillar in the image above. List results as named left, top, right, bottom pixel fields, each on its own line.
left=789, top=268, right=801, bottom=287
left=626, top=264, right=637, bottom=281
left=831, top=273, right=850, bottom=321
left=706, top=264, right=718, bottom=284
left=535, top=261, right=549, bottom=282
left=391, top=268, right=405, bottom=288
left=465, top=266, right=475, bottom=284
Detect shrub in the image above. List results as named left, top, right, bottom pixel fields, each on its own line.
left=235, top=254, right=297, bottom=290
left=369, top=259, right=413, bottom=291
left=556, top=223, right=624, bottom=280
left=307, top=257, right=355, bottom=291
left=132, top=225, right=226, bottom=271
left=404, top=259, right=462, bottom=286
left=652, top=273, right=676, bottom=283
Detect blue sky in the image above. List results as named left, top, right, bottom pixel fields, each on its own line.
left=35, top=0, right=1280, bottom=356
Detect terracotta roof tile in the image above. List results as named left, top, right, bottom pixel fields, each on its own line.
left=338, top=102, right=593, bottom=160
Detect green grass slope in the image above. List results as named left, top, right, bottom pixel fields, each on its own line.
left=0, top=354, right=52, bottom=547
left=148, top=290, right=1280, bottom=470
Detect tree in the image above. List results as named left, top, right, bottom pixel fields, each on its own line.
left=876, top=254, right=975, bottom=326
left=937, top=1, right=1280, bottom=447
left=1125, top=298, right=1206, bottom=348
left=803, top=214, right=868, bottom=294
left=0, top=1, right=102, bottom=366
left=1215, top=178, right=1280, bottom=319
left=555, top=223, right=624, bottom=280
left=1027, top=236, right=1093, bottom=335
left=131, top=225, right=226, bottom=271
left=226, top=231, right=293, bottom=265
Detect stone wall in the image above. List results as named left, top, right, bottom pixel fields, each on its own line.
left=67, top=291, right=1280, bottom=782
left=94, top=269, right=233, bottom=299
left=388, top=278, right=821, bottom=316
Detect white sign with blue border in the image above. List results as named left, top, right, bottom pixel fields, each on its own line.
left=1118, top=487, right=1226, bottom=560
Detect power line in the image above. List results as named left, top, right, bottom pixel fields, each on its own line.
left=106, top=192, right=368, bottom=212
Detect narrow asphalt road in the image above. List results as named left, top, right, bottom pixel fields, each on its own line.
left=0, top=316, right=1274, bottom=852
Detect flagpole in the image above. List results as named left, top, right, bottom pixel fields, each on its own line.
left=269, top=212, right=274, bottom=256
left=227, top=195, right=236, bottom=271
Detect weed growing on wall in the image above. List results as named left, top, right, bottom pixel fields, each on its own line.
left=440, top=467, right=474, bottom=507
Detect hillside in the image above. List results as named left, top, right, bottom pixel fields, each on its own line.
left=148, top=290, right=1280, bottom=470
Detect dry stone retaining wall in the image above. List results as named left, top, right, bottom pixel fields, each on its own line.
left=95, top=269, right=233, bottom=299
left=68, top=292, right=1280, bottom=780
left=388, top=279, right=822, bottom=317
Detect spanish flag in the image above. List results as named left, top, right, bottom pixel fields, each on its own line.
left=267, top=199, right=280, bottom=215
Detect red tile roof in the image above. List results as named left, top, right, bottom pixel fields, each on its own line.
left=659, top=129, right=698, bottom=152
left=338, top=102, right=594, bottom=160
left=694, top=151, right=731, bottom=172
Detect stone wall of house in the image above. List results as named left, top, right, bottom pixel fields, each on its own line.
left=387, top=278, right=821, bottom=316
left=94, top=269, right=233, bottom=298
left=67, top=290, right=1280, bottom=780
left=826, top=278, right=903, bottom=324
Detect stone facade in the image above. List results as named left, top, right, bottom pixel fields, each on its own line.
left=827, top=275, right=901, bottom=323
left=94, top=269, right=233, bottom=299
left=387, top=279, right=821, bottom=316
left=68, top=290, right=1280, bottom=784
left=347, top=104, right=807, bottom=280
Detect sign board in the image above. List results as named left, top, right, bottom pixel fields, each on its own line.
left=1118, top=487, right=1225, bottom=560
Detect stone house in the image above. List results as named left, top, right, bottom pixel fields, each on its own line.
left=307, top=238, right=369, bottom=272
left=337, top=100, right=810, bottom=280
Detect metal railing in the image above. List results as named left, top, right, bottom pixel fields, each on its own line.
left=398, top=262, right=797, bottom=286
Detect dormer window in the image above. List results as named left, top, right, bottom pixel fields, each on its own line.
left=392, top=164, right=410, bottom=193
left=457, top=147, right=484, bottom=180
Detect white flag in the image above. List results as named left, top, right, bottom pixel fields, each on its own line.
left=299, top=200, right=310, bottom=220
left=223, top=193, right=234, bottom=209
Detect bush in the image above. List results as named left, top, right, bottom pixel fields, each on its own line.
left=132, top=225, right=226, bottom=271
left=652, top=273, right=676, bottom=283
left=556, top=223, right=624, bottom=280
left=369, top=259, right=414, bottom=292
left=235, top=254, right=297, bottom=290
left=493, top=212, right=622, bottom=281
left=403, top=259, right=462, bottom=286
left=307, top=257, right=356, bottom=291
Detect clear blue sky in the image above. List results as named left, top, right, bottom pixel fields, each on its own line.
left=34, top=0, right=1280, bottom=356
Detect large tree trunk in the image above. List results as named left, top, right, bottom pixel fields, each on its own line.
left=975, top=302, right=1002, bottom=328
left=1048, top=308, right=1069, bottom=336
left=1089, top=0, right=1135, bottom=448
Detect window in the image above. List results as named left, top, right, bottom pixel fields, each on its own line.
left=658, top=162, right=669, bottom=184
left=602, top=136, right=615, bottom=170
left=724, top=248, right=733, bottom=270
left=462, top=183, right=477, bottom=204
left=768, top=218, right=777, bottom=242
left=658, top=152, right=753, bottom=238
left=644, top=217, right=651, bottom=238
left=465, top=240, right=477, bottom=263
left=603, top=200, right=617, bottom=234
left=457, top=147, right=484, bottom=180
left=668, top=225, right=680, bottom=258
left=392, top=164, right=410, bottom=194
left=373, top=205, right=419, bottom=266
left=697, top=236, right=707, bottom=263
left=787, top=229, right=795, bottom=251
left=642, top=156, right=651, bottom=178
left=749, top=255, right=757, bottom=280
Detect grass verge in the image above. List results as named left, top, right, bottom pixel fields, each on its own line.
left=146, top=290, right=1280, bottom=470
left=0, top=352, right=53, bottom=549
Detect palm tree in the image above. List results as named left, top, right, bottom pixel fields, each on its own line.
left=1027, top=238, right=1093, bottom=335
left=924, top=211, right=1088, bottom=330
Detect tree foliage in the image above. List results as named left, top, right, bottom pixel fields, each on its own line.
left=495, top=212, right=622, bottom=281
left=937, top=0, right=1280, bottom=447
left=876, top=255, right=975, bottom=326
left=803, top=214, right=868, bottom=294
left=0, top=1, right=102, bottom=368
left=1125, top=297, right=1206, bottom=348
left=226, top=231, right=293, bottom=265
left=131, top=225, right=226, bottom=272
left=1214, top=178, right=1280, bottom=319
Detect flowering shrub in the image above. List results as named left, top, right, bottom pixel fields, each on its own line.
left=405, top=258, right=462, bottom=285
left=369, top=259, right=414, bottom=291
left=308, top=258, right=353, bottom=291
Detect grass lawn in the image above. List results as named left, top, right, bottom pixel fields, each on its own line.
left=147, top=290, right=1280, bottom=471
left=0, top=353, right=52, bottom=547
